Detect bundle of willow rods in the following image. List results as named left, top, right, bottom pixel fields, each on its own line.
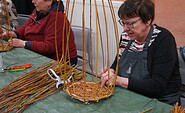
left=0, top=61, right=82, bottom=113
left=170, top=102, right=185, bottom=113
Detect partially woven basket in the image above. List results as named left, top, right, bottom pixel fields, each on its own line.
left=0, top=43, right=13, bottom=51
left=65, top=81, right=113, bottom=104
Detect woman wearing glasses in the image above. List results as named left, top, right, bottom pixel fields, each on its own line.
left=100, top=0, right=181, bottom=105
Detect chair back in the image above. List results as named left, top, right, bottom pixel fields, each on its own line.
left=17, top=14, right=30, bottom=28
left=178, top=47, right=185, bottom=85
left=178, top=47, right=185, bottom=107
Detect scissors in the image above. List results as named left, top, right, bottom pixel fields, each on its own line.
left=2, top=64, right=32, bottom=72
left=47, top=69, right=72, bottom=88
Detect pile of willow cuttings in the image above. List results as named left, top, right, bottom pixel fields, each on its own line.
left=171, top=102, right=185, bottom=113
left=0, top=61, right=82, bottom=113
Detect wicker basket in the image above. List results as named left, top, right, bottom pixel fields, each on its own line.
left=65, top=81, right=113, bottom=104
left=0, top=43, right=13, bottom=51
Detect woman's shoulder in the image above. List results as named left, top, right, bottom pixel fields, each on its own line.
left=153, top=24, right=173, bottom=37
left=49, top=10, right=65, bottom=15
left=151, top=24, right=177, bottom=49
left=47, top=10, right=66, bottom=20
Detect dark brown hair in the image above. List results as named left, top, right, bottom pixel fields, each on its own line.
left=118, top=0, right=155, bottom=25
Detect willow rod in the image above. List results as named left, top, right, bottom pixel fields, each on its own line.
left=107, top=0, right=120, bottom=90
left=64, top=0, right=76, bottom=67
left=89, top=0, right=96, bottom=78
left=80, top=0, right=87, bottom=80
left=54, top=0, right=61, bottom=62
left=94, top=0, right=105, bottom=69
left=101, top=0, right=111, bottom=85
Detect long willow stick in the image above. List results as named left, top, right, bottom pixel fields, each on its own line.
left=94, top=0, right=105, bottom=70
left=54, top=0, right=61, bottom=62
left=107, top=0, right=120, bottom=90
left=101, top=0, right=111, bottom=85
left=82, top=0, right=87, bottom=79
left=89, top=0, right=95, bottom=79
left=65, top=0, right=76, bottom=67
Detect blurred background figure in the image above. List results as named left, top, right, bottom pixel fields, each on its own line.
left=0, top=0, right=18, bottom=30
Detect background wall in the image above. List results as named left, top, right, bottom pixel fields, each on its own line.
left=114, top=0, right=185, bottom=47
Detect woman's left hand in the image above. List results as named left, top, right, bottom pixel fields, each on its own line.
left=100, top=69, right=116, bottom=87
left=8, top=38, right=26, bottom=48
left=100, top=68, right=129, bottom=88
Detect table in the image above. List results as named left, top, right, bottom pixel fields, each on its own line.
left=0, top=48, right=173, bottom=113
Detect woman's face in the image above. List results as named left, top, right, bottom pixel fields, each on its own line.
left=32, top=0, right=52, bottom=13
left=120, top=17, right=151, bottom=43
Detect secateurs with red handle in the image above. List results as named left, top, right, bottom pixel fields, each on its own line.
left=2, top=64, right=32, bottom=72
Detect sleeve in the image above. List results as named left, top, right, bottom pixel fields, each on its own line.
left=14, top=15, right=33, bottom=39
left=128, top=29, right=179, bottom=97
left=110, top=56, right=117, bottom=70
left=30, top=11, right=65, bottom=55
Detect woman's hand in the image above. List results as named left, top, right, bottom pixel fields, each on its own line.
left=0, top=28, right=17, bottom=38
left=0, top=28, right=3, bottom=35
left=8, top=38, right=26, bottom=48
left=99, top=67, right=115, bottom=87
left=99, top=67, right=129, bottom=88
left=0, top=28, right=9, bottom=38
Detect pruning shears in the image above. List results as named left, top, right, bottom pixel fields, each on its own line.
left=47, top=69, right=72, bottom=88
left=3, top=64, right=32, bottom=72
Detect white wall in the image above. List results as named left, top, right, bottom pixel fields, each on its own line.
left=63, top=0, right=124, bottom=74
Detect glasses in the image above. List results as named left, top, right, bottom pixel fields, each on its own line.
left=118, top=18, right=141, bottom=28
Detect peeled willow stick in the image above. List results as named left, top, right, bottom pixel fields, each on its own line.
left=107, top=0, right=120, bottom=91
left=94, top=0, right=105, bottom=70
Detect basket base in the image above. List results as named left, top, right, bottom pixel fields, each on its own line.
left=65, top=81, right=113, bottom=104
left=0, top=43, right=13, bottom=51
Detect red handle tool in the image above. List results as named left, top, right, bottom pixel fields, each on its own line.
left=12, top=64, right=32, bottom=69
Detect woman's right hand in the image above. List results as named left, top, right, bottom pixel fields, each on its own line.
left=0, top=28, right=3, bottom=35
left=99, top=67, right=115, bottom=87
left=0, top=28, right=16, bottom=38
left=99, top=67, right=129, bottom=89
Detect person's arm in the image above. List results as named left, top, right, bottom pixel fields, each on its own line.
left=8, top=38, right=27, bottom=48
left=28, top=11, right=66, bottom=55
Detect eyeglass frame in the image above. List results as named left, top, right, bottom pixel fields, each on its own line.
left=118, top=18, right=141, bottom=28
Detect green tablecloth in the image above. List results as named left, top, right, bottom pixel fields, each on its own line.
left=0, top=48, right=172, bottom=113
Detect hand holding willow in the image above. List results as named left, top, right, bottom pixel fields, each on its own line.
left=100, top=67, right=116, bottom=87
